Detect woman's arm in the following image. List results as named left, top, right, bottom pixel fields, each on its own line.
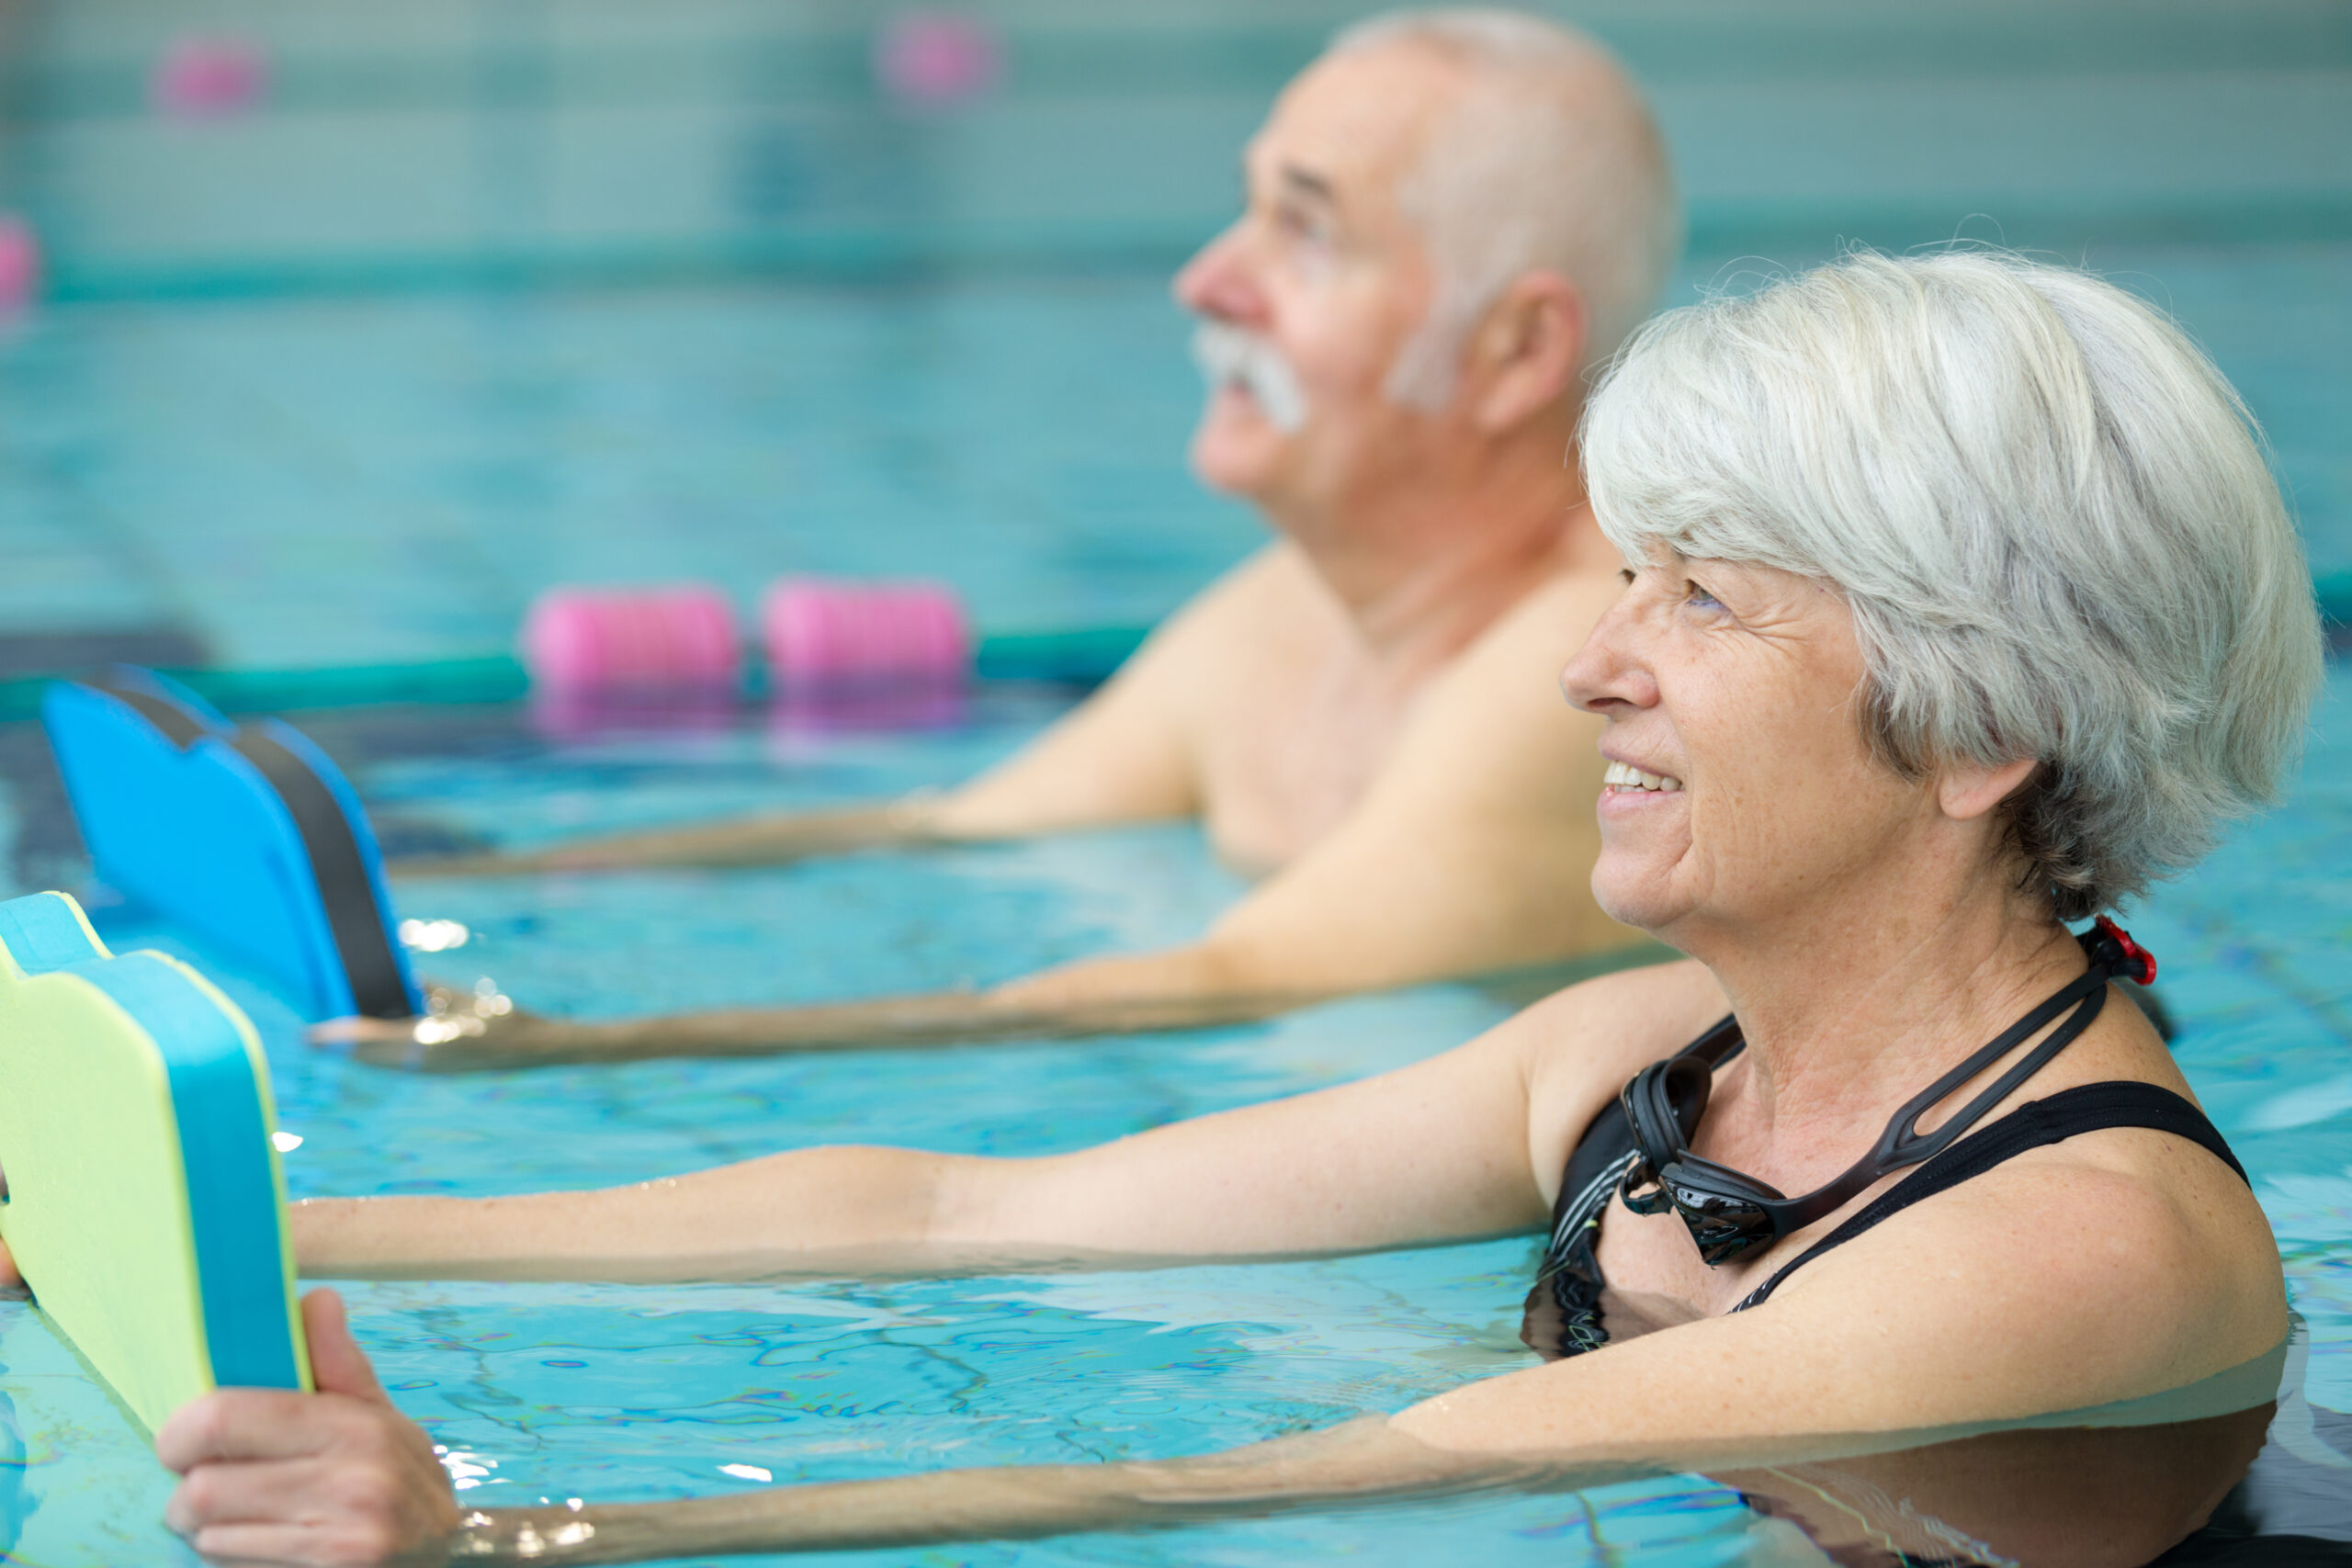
left=158, top=1293, right=1547, bottom=1568
left=294, top=965, right=1688, bottom=1280
left=442, top=1420, right=1544, bottom=1564
left=165, top=1156, right=2281, bottom=1567
left=490, top=1171, right=2280, bottom=1559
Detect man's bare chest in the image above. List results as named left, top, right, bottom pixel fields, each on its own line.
left=1193, top=662, right=1409, bottom=874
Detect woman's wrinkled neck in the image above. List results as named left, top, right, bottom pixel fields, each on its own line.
left=1675, top=852, right=2085, bottom=1134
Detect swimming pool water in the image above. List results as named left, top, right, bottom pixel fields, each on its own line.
left=0, top=178, right=2344, bottom=1566
left=0, top=241, right=2343, bottom=680
left=0, top=650, right=2340, bottom=1565
left=0, top=0, right=2345, bottom=1548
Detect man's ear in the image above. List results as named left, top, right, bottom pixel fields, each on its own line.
left=1938, top=755, right=2040, bottom=822
left=1465, top=271, right=1587, bottom=434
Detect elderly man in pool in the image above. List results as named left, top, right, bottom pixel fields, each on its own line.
left=334, top=8, right=1683, bottom=1066
left=156, top=254, right=2320, bottom=1563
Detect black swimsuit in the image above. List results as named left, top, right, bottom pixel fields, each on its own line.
left=1521, top=1015, right=2249, bottom=1360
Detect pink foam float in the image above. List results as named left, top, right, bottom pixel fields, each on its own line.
left=153, top=37, right=270, bottom=119
left=874, top=10, right=1001, bottom=109
left=763, top=577, right=972, bottom=688
left=519, top=585, right=741, bottom=693
left=0, top=218, right=39, bottom=315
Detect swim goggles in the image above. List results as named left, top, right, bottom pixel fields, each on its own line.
left=1617, top=917, right=2159, bottom=1267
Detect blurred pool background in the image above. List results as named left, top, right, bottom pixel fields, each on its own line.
left=0, top=2, right=2346, bottom=1563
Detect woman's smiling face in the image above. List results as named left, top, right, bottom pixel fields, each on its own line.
left=1561, top=552, right=1931, bottom=943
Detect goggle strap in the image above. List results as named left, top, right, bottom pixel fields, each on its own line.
left=1621, top=1015, right=1748, bottom=1191
left=1878, top=964, right=2112, bottom=1165
left=1690, top=1016, right=1747, bottom=1069
left=1749, top=971, right=2112, bottom=1236
left=1638, top=929, right=2146, bottom=1256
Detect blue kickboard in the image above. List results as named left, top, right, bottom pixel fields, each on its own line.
left=0, top=890, right=311, bottom=1435
left=40, top=668, right=422, bottom=1021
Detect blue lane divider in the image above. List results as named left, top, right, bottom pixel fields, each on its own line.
left=0, top=573, right=2341, bottom=728
left=0, top=625, right=1156, bottom=721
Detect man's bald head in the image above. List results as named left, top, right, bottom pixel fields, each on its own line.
left=1323, top=10, right=1680, bottom=410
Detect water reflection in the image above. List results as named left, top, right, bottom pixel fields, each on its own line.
left=1710, top=1336, right=2349, bottom=1567
left=441, top=1336, right=2352, bottom=1566
left=0, top=1386, right=30, bottom=1556
left=1729, top=1406, right=2275, bottom=1566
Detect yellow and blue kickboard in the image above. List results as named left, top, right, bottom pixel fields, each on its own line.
left=41, top=667, right=422, bottom=1022
left=0, top=891, right=311, bottom=1435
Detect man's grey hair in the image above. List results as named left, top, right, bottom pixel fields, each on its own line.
left=1327, top=9, right=1682, bottom=410
left=1581, top=250, right=2324, bottom=919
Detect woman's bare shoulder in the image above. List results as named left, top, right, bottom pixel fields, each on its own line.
left=1512, top=957, right=1725, bottom=1056
left=1494, top=958, right=1728, bottom=1201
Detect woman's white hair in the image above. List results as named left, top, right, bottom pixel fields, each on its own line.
left=1326, top=9, right=1681, bottom=409
left=1581, top=249, right=2324, bottom=919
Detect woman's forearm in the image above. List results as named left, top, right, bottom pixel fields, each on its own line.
left=290, top=1145, right=967, bottom=1281
left=446, top=1420, right=1544, bottom=1564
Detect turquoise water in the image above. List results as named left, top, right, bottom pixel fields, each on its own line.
left=0, top=656, right=2337, bottom=1562
left=0, top=243, right=2344, bottom=676
left=0, top=18, right=2345, bottom=1552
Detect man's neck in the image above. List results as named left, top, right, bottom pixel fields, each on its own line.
left=1278, top=433, right=1597, bottom=682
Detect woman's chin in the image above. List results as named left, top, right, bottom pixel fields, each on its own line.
left=1590, top=867, right=1688, bottom=936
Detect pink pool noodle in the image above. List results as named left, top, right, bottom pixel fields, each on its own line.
left=763, top=579, right=972, bottom=686
left=0, top=218, right=38, bottom=315
left=521, top=586, right=741, bottom=692
left=153, top=37, right=269, bottom=118
left=874, top=11, right=1001, bottom=108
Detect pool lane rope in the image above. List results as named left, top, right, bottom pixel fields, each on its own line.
left=522, top=579, right=983, bottom=692
left=0, top=587, right=1149, bottom=724
left=0, top=570, right=2341, bottom=722
left=513, top=577, right=1153, bottom=696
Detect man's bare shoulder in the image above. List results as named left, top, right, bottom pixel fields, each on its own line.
left=1447, top=563, right=1624, bottom=695
left=1086, top=545, right=1329, bottom=713
left=1376, top=561, right=1622, bottom=799
left=1159, top=545, right=1343, bottom=651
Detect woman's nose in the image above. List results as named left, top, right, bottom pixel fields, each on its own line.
left=1173, top=223, right=1267, bottom=327
left=1561, top=599, right=1658, bottom=715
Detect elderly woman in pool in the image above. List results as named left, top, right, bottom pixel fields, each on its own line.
left=148, top=252, right=2321, bottom=1565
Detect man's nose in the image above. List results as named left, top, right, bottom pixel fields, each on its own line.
left=1173, top=223, right=1267, bottom=327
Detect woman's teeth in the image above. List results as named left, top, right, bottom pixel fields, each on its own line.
left=1603, top=761, right=1683, bottom=793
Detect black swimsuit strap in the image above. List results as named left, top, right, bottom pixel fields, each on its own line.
left=1734, top=1081, right=2246, bottom=1313
left=1523, top=1019, right=1748, bottom=1359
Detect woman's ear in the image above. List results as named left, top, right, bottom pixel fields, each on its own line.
left=1938, top=756, right=2039, bottom=822
left=1466, top=271, right=1588, bottom=434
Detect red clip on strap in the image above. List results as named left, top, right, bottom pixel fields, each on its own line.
left=2093, top=916, right=2158, bottom=986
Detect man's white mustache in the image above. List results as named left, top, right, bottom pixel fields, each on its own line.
left=1190, top=321, right=1308, bottom=434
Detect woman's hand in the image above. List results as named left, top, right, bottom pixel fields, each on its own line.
left=158, top=1289, right=459, bottom=1565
